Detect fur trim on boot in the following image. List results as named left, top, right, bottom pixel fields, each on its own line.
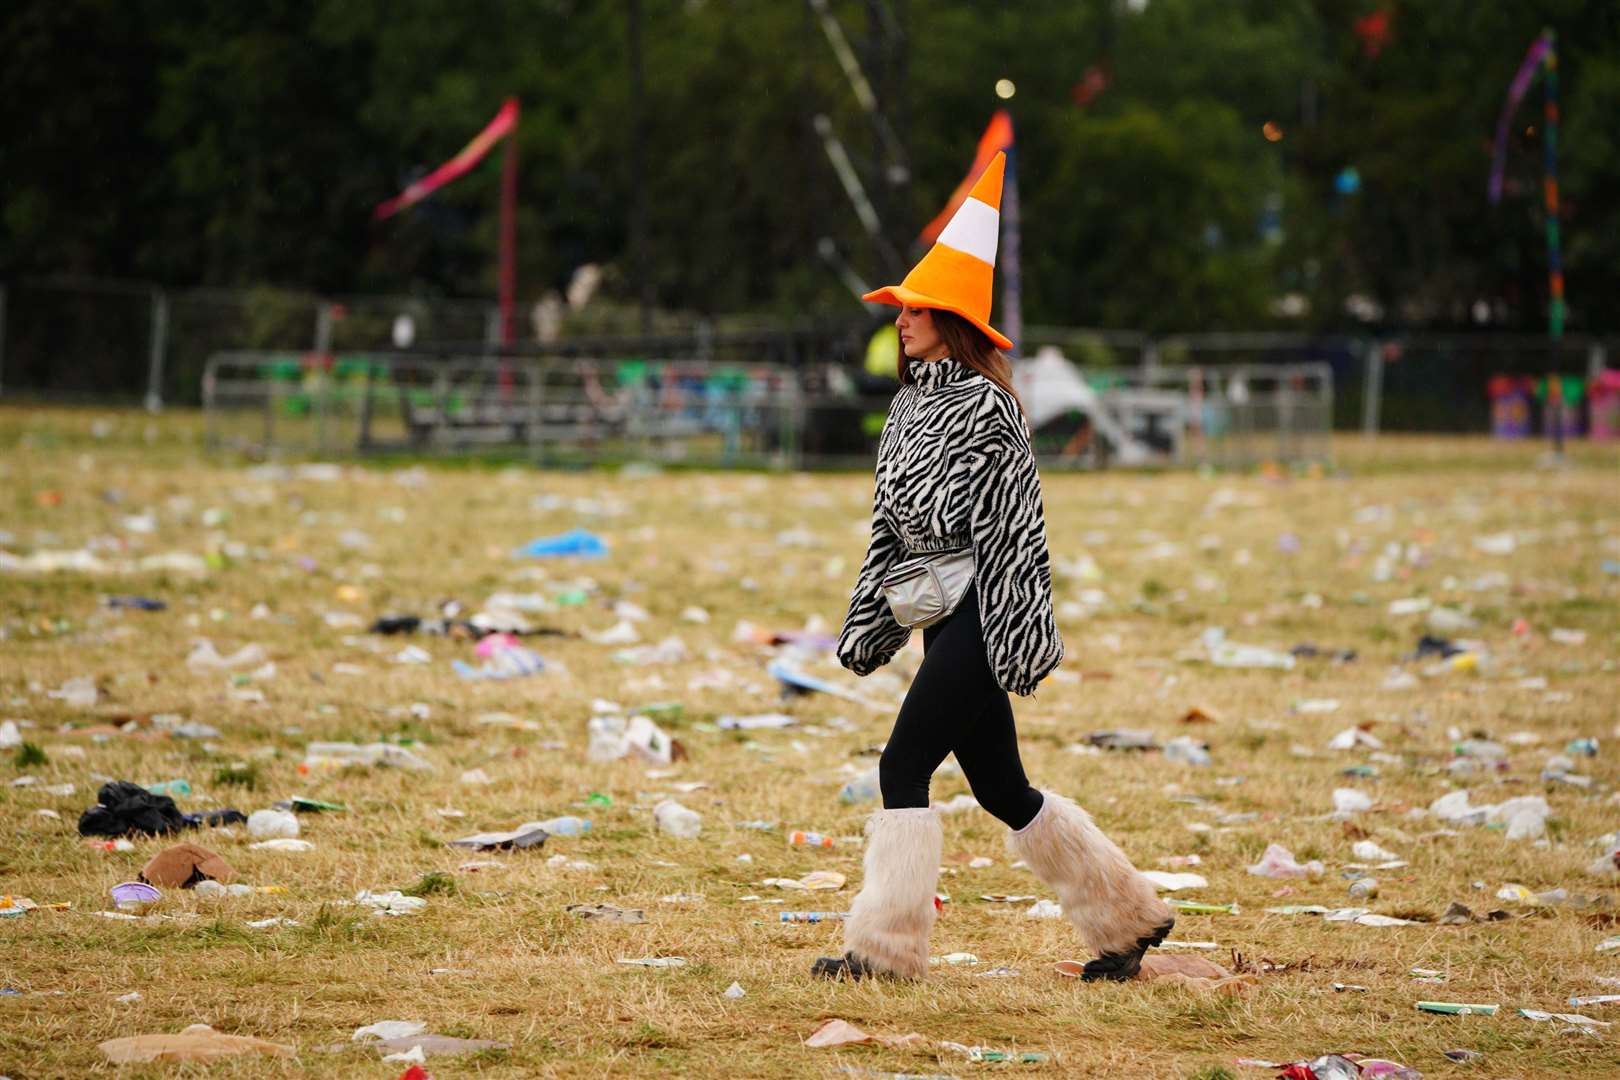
left=841, top=807, right=942, bottom=979
left=1008, top=791, right=1172, bottom=956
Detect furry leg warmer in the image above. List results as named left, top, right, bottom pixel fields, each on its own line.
left=842, top=807, right=943, bottom=979
left=1007, top=791, right=1171, bottom=956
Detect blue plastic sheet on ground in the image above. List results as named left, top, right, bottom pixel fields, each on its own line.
left=512, top=528, right=608, bottom=559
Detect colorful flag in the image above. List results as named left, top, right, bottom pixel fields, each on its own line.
left=374, top=97, right=520, bottom=221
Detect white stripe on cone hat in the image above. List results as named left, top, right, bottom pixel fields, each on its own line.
left=863, top=151, right=1011, bottom=349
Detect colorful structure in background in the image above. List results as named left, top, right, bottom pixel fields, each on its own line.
left=1536, top=375, right=1584, bottom=440
left=1589, top=370, right=1620, bottom=442
left=374, top=98, right=520, bottom=345
left=1487, top=376, right=1535, bottom=439
left=1486, top=371, right=1620, bottom=441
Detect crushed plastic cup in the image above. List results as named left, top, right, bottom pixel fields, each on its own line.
left=653, top=799, right=702, bottom=839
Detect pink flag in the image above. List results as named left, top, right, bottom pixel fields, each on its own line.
left=374, top=97, right=520, bottom=220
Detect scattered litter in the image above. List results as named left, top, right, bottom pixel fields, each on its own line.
left=1141, top=871, right=1208, bottom=891
left=1249, top=844, right=1325, bottom=880
left=140, top=843, right=235, bottom=889
left=716, top=712, right=796, bottom=730
left=186, top=640, right=268, bottom=672
left=446, top=826, right=549, bottom=852
left=355, top=1021, right=428, bottom=1042
left=1025, top=899, right=1064, bottom=919
left=617, top=956, right=687, bottom=968
left=654, top=799, right=702, bottom=838
left=1332, top=789, right=1373, bottom=815
left=1416, top=1001, right=1498, bottom=1016
left=246, top=809, right=299, bottom=838
left=567, top=904, right=645, bottom=923
left=513, top=528, right=608, bottom=559
left=110, top=881, right=161, bottom=914
left=99, top=1024, right=294, bottom=1064
left=804, top=1018, right=928, bottom=1050
left=1202, top=627, right=1295, bottom=669
left=78, top=781, right=186, bottom=838
left=249, top=838, right=314, bottom=852
left=355, top=890, right=427, bottom=915
left=1517, top=1008, right=1609, bottom=1033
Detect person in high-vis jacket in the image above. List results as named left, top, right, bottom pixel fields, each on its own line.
left=814, top=154, right=1173, bottom=983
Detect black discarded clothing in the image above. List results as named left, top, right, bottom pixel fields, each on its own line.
left=877, top=585, right=1045, bottom=831
left=77, top=781, right=188, bottom=838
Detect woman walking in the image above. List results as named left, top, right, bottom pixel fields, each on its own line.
left=814, top=153, right=1172, bottom=983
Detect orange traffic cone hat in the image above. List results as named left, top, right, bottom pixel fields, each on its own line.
left=863, top=151, right=1012, bottom=350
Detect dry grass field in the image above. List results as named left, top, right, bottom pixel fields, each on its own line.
left=2, top=406, right=1618, bottom=1079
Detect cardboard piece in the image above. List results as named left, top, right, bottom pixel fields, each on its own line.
left=139, top=842, right=237, bottom=889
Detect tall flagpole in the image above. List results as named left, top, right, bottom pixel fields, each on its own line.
left=499, top=126, right=518, bottom=347
left=999, top=125, right=1023, bottom=360
left=1540, top=28, right=1565, bottom=456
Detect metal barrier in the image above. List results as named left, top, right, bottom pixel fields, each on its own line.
left=204, top=348, right=1332, bottom=470
left=203, top=351, right=809, bottom=467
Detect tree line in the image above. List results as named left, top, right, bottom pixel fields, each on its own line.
left=3, top=0, right=1617, bottom=336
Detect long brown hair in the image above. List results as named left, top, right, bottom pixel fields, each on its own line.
left=896, top=308, right=1025, bottom=416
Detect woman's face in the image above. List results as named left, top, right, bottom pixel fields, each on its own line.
left=896, top=306, right=948, bottom=361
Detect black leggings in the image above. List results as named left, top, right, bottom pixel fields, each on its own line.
left=879, top=584, right=1045, bottom=830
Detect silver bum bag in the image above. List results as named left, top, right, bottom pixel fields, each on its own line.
left=879, top=548, right=976, bottom=629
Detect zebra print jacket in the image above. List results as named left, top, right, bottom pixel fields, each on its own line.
left=837, top=355, right=1064, bottom=696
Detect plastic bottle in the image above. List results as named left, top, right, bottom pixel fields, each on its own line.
left=788, top=830, right=834, bottom=848
left=1348, top=878, right=1379, bottom=900
left=779, top=911, right=845, bottom=923
left=654, top=800, right=702, bottom=839
left=146, top=779, right=192, bottom=797
left=838, top=768, right=881, bottom=805
left=532, top=815, right=591, bottom=837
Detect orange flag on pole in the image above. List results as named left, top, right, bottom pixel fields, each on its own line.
left=917, top=110, right=1014, bottom=245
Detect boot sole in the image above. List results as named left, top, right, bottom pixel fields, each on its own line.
left=1080, top=918, right=1175, bottom=983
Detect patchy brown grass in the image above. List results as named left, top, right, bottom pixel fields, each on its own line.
left=2, top=408, right=1618, bottom=1078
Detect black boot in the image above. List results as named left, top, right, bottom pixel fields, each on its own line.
left=1080, top=918, right=1174, bottom=982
